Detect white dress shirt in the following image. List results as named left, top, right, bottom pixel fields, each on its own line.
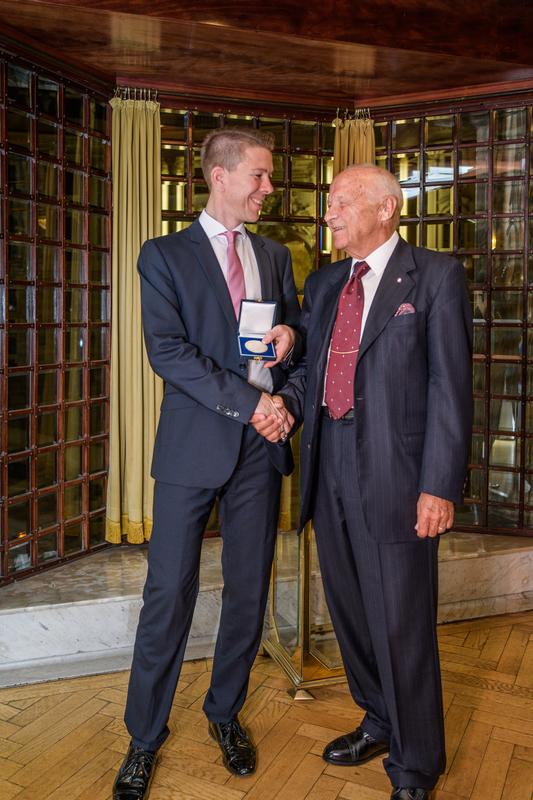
left=199, top=210, right=273, bottom=392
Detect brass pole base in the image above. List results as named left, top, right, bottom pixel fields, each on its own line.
left=288, top=687, right=315, bottom=701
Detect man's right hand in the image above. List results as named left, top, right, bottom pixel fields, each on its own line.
left=251, top=394, right=294, bottom=442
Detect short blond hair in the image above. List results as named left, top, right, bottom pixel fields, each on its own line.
left=201, top=128, right=274, bottom=189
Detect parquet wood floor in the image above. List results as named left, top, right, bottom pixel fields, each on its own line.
left=1, top=610, right=533, bottom=799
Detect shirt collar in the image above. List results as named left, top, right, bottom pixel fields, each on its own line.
left=351, top=231, right=399, bottom=278
left=199, top=209, right=247, bottom=240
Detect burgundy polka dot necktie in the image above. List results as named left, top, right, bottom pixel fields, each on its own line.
left=324, top=260, right=370, bottom=419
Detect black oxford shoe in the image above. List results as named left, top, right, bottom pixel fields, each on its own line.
left=113, top=742, right=158, bottom=800
left=208, top=716, right=256, bottom=776
left=391, top=789, right=429, bottom=800
left=322, top=725, right=389, bottom=766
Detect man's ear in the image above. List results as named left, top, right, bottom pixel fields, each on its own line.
left=211, top=165, right=226, bottom=190
left=378, top=195, right=397, bottom=222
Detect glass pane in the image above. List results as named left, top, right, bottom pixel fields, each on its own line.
left=8, top=373, right=31, bottom=410
left=161, top=145, right=187, bottom=177
left=466, top=467, right=485, bottom=500
left=491, top=363, right=522, bottom=395
left=392, top=152, right=420, bottom=185
left=492, top=255, right=523, bottom=286
left=8, top=154, right=32, bottom=194
left=8, top=64, right=32, bottom=106
left=89, top=214, right=109, bottom=247
left=38, top=532, right=59, bottom=563
left=37, top=245, right=60, bottom=281
left=65, top=170, right=85, bottom=205
left=65, top=328, right=85, bottom=363
left=65, top=406, right=83, bottom=441
left=473, top=361, right=486, bottom=393
left=493, top=180, right=525, bottom=213
left=487, top=506, right=519, bottom=528
left=191, top=112, right=219, bottom=143
left=191, top=184, right=209, bottom=212
left=424, top=222, right=453, bottom=252
left=391, top=118, right=420, bottom=149
left=89, top=176, right=107, bottom=209
left=8, top=500, right=31, bottom=541
left=492, top=218, right=524, bottom=251
left=89, top=97, right=107, bottom=134
left=37, top=450, right=56, bottom=489
left=38, top=492, right=57, bottom=529
left=65, top=130, right=85, bottom=165
left=89, top=290, right=108, bottom=322
left=64, top=445, right=83, bottom=481
left=65, top=209, right=85, bottom=244
left=490, top=327, right=522, bottom=358
left=373, top=122, right=388, bottom=151
left=90, top=366, right=106, bottom=398
left=290, top=189, right=316, bottom=217
left=8, top=330, right=31, bottom=367
left=90, top=326, right=108, bottom=360
left=457, top=183, right=487, bottom=214
left=463, top=255, right=486, bottom=285
left=37, top=286, right=60, bottom=323
left=161, top=109, right=188, bottom=141
left=7, top=109, right=31, bottom=149
left=490, top=398, right=521, bottom=432
left=192, top=149, right=203, bottom=179
left=290, top=155, right=316, bottom=184
left=426, top=115, right=454, bottom=146
left=161, top=182, right=186, bottom=211
left=488, top=469, right=519, bottom=503
left=37, top=203, right=59, bottom=241
left=37, top=411, right=57, bottom=446
left=65, top=88, right=85, bottom=126
left=37, top=327, right=59, bottom=364
left=89, top=477, right=105, bottom=511
left=459, top=147, right=489, bottom=180
left=470, top=433, right=486, bottom=464
left=90, top=402, right=106, bottom=435
left=38, top=370, right=57, bottom=405
left=262, top=189, right=284, bottom=216
left=321, top=156, right=333, bottom=185
left=37, top=119, right=59, bottom=157
left=65, top=522, right=83, bottom=555
left=459, top=111, right=489, bottom=144
left=425, top=185, right=452, bottom=215
left=65, top=249, right=85, bottom=283
left=8, top=198, right=31, bottom=236
left=8, top=287, right=33, bottom=322
left=401, top=188, right=419, bottom=217
left=398, top=222, right=420, bottom=247
left=37, top=162, right=59, bottom=198
left=291, top=122, right=317, bottom=151
left=8, top=542, right=32, bottom=573
left=8, top=457, right=30, bottom=497
left=89, top=252, right=108, bottom=284
left=458, top=219, right=488, bottom=250
left=64, top=483, right=82, bottom=519
left=8, top=241, right=32, bottom=280
left=89, top=137, right=108, bottom=171
left=455, top=504, right=481, bottom=526
left=259, top=118, right=286, bottom=149
left=492, top=291, right=523, bottom=323
left=472, top=290, right=487, bottom=321
left=89, top=515, right=106, bottom=547
left=89, top=441, right=106, bottom=473
left=489, top=435, right=520, bottom=468
left=425, top=150, right=454, bottom=183
left=495, top=108, right=527, bottom=140
left=37, top=77, right=59, bottom=117
left=494, top=144, right=526, bottom=177
left=65, top=367, right=84, bottom=401
left=65, top=288, right=85, bottom=323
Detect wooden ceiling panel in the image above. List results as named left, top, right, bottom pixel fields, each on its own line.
left=0, top=0, right=532, bottom=107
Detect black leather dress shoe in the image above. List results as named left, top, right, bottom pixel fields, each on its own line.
left=208, top=716, right=256, bottom=776
left=391, top=788, right=429, bottom=800
left=113, top=742, right=158, bottom=800
left=322, top=725, right=389, bottom=766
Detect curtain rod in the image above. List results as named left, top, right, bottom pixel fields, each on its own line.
left=114, top=86, right=159, bottom=101
left=335, top=106, right=372, bottom=121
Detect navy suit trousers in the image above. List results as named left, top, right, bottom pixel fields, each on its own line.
left=312, top=415, right=445, bottom=790
left=124, top=426, right=281, bottom=751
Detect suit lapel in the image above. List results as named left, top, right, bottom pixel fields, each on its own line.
left=187, top=219, right=237, bottom=331
left=315, top=259, right=352, bottom=380
left=248, top=231, right=273, bottom=301
left=358, top=239, right=417, bottom=361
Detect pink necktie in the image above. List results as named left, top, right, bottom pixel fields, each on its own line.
left=222, top=230, right=246, bottom=319
left=324, top=260, right=370, bottom=419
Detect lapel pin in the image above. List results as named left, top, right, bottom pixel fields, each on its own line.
left=397, top=277, right=402, bottom=283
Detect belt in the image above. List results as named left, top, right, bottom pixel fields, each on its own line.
left=321, top=406, right=355, bottom=421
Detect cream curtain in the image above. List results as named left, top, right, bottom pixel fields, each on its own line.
left=331, top=117, right=376, bottom=261
left=105, top=97, right=163, bottom=544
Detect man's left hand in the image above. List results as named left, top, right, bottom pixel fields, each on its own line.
left=262, top=325, right=295, bottom=368
left=415, top=492, right=454, bottom=538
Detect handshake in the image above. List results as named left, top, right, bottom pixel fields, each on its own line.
left=251, top=392, right=295, bottom=443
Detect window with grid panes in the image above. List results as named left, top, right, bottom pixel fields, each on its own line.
left=374, top=103, right=532, bottom=535
left=160, top=110, right=335, bottom=293
left=0, top=55, right=111, bottom=584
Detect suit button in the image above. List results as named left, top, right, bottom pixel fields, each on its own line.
left=307, top=443, right=311, bottom=449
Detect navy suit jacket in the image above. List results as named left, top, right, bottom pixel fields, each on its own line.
left=138, top=219, right=301, bottom=488
left=280, top=237, right=473, bottom=542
